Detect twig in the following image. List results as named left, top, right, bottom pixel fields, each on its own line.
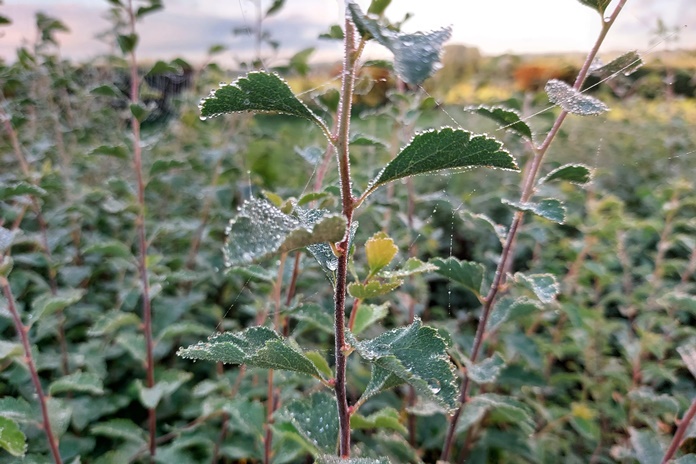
left=661, top=397, right=696, bottom=463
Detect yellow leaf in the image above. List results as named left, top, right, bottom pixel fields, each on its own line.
left=365, top=232, right=398, bottom=275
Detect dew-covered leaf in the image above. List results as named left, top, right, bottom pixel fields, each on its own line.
left=0, top=397, right=33, bottom=423
left=91, top=419, right=147, bottom=444
left=431, top=257, right=485, bottom=296
left=629, top=427, right=664, bottom=464
left=0, top=182, right=47, bottom=200
left=466, top=105, right=532, bottom=139
left=365, top=232, right=398, bottom=276
left=199, top=72, right=328, bottom=135
left=514, top=273, right=560, bottom=304
left=0, top=416, right=26, bottom=457
left=88, top=311, right=141, bottom=336
left=360, top=365, right=405, bottom=403
left=49, top=372, right=104, bottom=396
left=503, top=198, right=566, bottom=224
left=366, top=128, right=517, bottom=197
left=316, top=456, right=390, bottom=464
left=486, top=297, right=540, bottom=333
left=379, top=257, right=437, bottom=278
left=348, top=2, right=450, bottom=85
left=545, top=79, right=609, bottom=116
left=307, top=221, right=358, bottom=285
left=276, top=392, right=338, bottom=455
left=30, top=289, right=86, bottom=323
left=223, top=199, right=346, bottom=267
left=348, top=279, right=403, bottom=299
left=466, top=352, right=506, bottom=384
left=677, top=341, right=696, bottom=380
left=577, top=0, right=611, bottom=15
left=350, top=407, right=407, bottom=434
left=592, top=51, right=643, bottom=77
left=352, top=303, right=389, bottom=336
left=352, top=318, right=458, bottom=412
left=540, top=164, right=593, bottom=185
left=177, top=327, right=324, bottom=379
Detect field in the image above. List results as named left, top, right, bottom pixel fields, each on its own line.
left=2, top=2, right=696, bottom=464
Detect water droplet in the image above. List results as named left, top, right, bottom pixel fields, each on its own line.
left=427, top=378, right=441, bottom=394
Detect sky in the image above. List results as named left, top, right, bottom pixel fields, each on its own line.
left=1, top=0, right=694, bottom=65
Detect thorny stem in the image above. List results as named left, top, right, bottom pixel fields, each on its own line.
left=440, top=2, right=629, bottom=461
left=125, top=0, right=156, bottom=458
left=1, top=276, right=63, bottom=464
left=662, top=397, right=696, bottom=463
left=333, top=13, right=361, bottom=458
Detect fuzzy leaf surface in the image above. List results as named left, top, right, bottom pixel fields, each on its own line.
left=223, top=199, right=345, bottom=267
left=467, top=105, right=532, bottom=139
left=177, top=327, right=323, bottom=379
left=545, top=79, right=609, bottom=116
left=432, top=256, right=485, bottom=295
left=540, top=164, right=592, bottom=185
left=199, top=71, right=327, bottom=133
left=503, top=198, right=566, bottom=224
left=276, top=392, right=338, bottom=455
left=367, top=128, right=517, bottom=197
left=353, top=318, right=458, bottom=412
left=0, top=416, right=26, bottom=457
left=348, top=2, right=450, bottom=85
left=592, top=51, right=643, bottom=77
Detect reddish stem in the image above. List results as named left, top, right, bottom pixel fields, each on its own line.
left=662, top=397, right=696, bottom=463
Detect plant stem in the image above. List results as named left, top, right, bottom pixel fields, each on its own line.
left=440, top=3, right=628, bottom=460
left=125, top=0, right=156, bottom=458
left=1, top=276, right=63, bottom=464
left=333, top=12, right=361, bottom=458
left=662, top=397, right=696, bottom=463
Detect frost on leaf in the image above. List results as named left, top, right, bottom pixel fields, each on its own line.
left=466, top=105, right=533, bottom=139
left=365, top=127, right=518, bottom=198
left=199, top=71, right=328, bottom=135
left=223, top=199, right=346, bottom=267
left=352, top=318, right=459, bottom=412
left=545, top=79, right=609, bottom=116
left=592, top=51, right=643, bottom=77
left=503, top=198, right=566, bottom=224
left=348, top=2, right=451, bottom=85
left=177, top=326, right=324, bottom=379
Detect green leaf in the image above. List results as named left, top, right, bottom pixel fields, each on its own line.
left=348, top=2, right=450, bottom=85
left=136, top=1, right=163, bottom=19
left=91, top=419, right=147, bottom=444
left=306, top=351, right=332, bottom=379
left=319, top=25, right=344, bottom=40
left=592, top=51, right=643, bottom=77
left=379, top=257, right=437, bottom=278
left=365, top=232, right=398, bottom=276
left=0, top=182, right=47, bottom=200
left=367, top=0, right=391, bottom=15
left=352, top=303, right=389, bottom=336
left=117, top=33, right=138, bottom=54
left=629, top=427, right=664, bottom=464
left=539, top=164, right=593, bottom=185
left=49, top=372, right=104, bottom=396
left=456, top=393, right=534, bottom=435
left=0, top=15, right=12, bottom=26
left=360, top=365, right=405, bottom=404
left=88, top=311, right=141, bottom=336
left=276, top=392, right=338, bottom=455
left=577, top=0, right=611, bottom=15
left=0, top=416, right=26, bottom=457
left=466, top=352, right=506, bottom=384
left=677, top=341, right=696, bottom=380
left=0, top=227, right=17, bottom=254
left=307, top=222, right=359, bottom=285
left=129, top=103, right=148, bottom=122
left=290, top=303, right=334, bottom=334
left=149, top=159, right=188, bottom=176
left=348, top=279, right=403, bottom=299
left=503, top=198, right=566, bottom=224
left=676, top=456, right=696, bottom=464
left=156, top=322, right=211, bottom=341
left=0, top=397, right=33, bottom=423
left=350, top=133, right=386, bottom=148
left=223, top=199, right=346, bottom=267
left=545, top=79, right=609, bottom=116
left=486, top=297, right=540, bottom=333
left=350, top=407, right=406, bottom=434
left=199, top=72, right=328, bottom=135
left=514, top=273, right=559, bottom=304
left=177, top=327, right=324, bottom=379
left=30, top=289, right=86, bottom=323
left=264, top=0, right=284, bottom=17
left=466, top=105, right=532, bottom=139
left=366, top=128, right=518, bottom=197
left=137, top=370, right=193, bottom=409
left=352, top=318, right=458, bottom=412
left=0, top=256, right=12, bottom=277
left=90, top=145, right=128, bottom=159
left=224, top=399, right=265, bottom=438
left=316, top=457, right=390, bottom=464
left=91, top=84, right=122, bottom=98
left=432, top=257, right=484, bottom=296
left=0, top=341, right=23, bottom=361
